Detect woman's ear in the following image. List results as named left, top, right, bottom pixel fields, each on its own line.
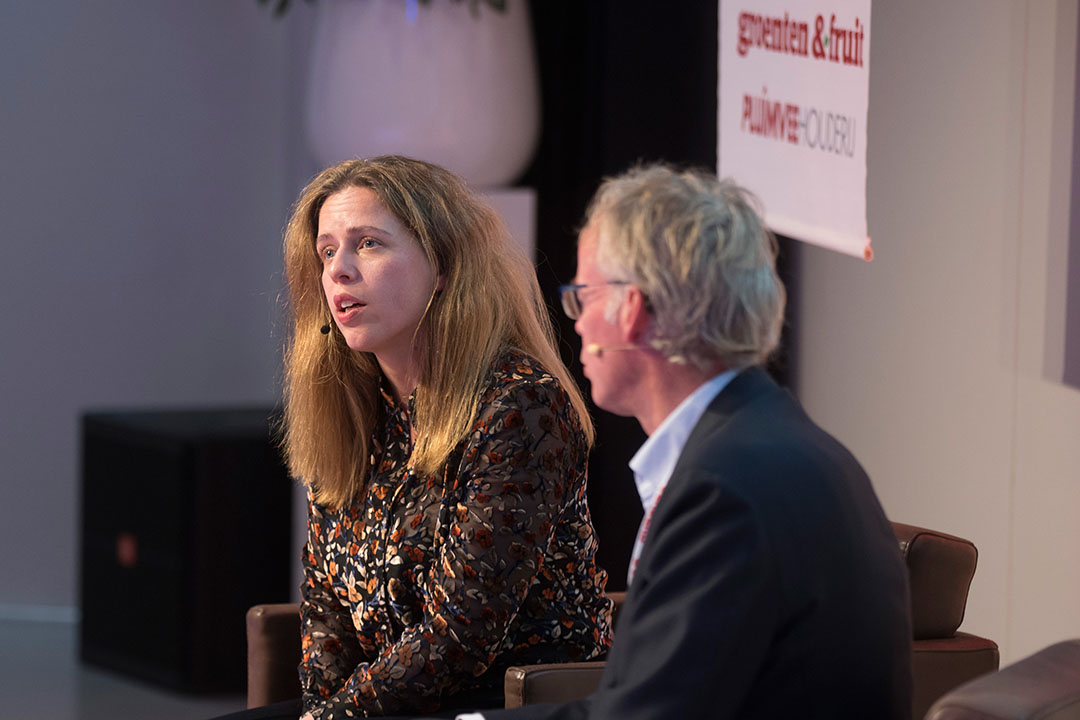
left=434, top=274, right=446, bottom=291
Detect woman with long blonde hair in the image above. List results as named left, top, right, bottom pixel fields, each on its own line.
left=270, top=156, right=611, bottom=719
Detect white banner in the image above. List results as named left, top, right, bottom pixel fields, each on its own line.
left=718, top=1, right=872, bottom=260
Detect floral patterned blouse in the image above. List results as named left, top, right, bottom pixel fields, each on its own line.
left=299, top=351, right=614, bottom=718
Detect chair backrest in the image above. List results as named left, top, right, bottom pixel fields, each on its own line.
left=246, top=603, right=302, bottom=709
left=890, top=522, right=999, bottom=719
left=925, top=639, right=1080, bottom=720
left=891, top=522, right=977, bottom=640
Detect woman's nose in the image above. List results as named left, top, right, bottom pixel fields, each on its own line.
left=328, top=253, right=355, bottom=282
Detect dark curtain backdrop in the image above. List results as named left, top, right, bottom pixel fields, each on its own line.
left=520, top=1, right=797, bottom=589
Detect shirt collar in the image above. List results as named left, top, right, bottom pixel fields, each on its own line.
left=628, top=369, right=738, bottom=510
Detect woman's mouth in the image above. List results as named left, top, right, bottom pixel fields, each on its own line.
left=334, top=296, right=366, bottom=321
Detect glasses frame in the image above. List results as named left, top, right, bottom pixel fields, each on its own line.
left=558, top=281, right=633, bottom=320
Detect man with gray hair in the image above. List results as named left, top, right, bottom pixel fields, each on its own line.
left=474, top=164, right=913, bottom=719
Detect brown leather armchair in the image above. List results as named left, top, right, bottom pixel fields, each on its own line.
left=894, top=523, right=1000, bottom=718
left=244, top=594, right=625, bottom=710
left=246, top=523, right=998, bottom=718
left=924, top=639, right=1080, bottom=719
left=244, top=591, right=626, bottom=709
left=246, top=601, right=304, bottom=709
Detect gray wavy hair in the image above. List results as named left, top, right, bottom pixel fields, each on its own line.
left=585, top=164, right=785, bottom=371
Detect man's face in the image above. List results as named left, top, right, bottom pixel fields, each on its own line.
left=574, top=223, right=634, bottom=416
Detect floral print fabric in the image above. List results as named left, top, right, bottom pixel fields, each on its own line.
left=300, top=352, right=614, bottom=718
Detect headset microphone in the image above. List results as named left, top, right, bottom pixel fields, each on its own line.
left=585, top=343, right=642, bottom=357
left=320, top=323, right=332, bottom=335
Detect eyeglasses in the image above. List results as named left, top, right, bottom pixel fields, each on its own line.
left=558, top=281, right=633, bottom=320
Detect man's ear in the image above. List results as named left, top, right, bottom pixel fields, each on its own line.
left=618, top=286, right=651, bottom=343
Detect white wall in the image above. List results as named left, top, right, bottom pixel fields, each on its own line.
left=795, top=0, right=1080, bottom=664
left=0, top=3, right=315, bottom=613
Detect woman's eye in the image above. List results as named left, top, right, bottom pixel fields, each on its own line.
left=320, top=247, right=335, bottom=260
left=360, top=237, right=379, bottom=250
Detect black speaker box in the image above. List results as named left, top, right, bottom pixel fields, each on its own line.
left=79, top=408, right=294, bottom=693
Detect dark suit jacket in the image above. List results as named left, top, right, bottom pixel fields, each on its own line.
left=484, top=367, right=913, bottom=720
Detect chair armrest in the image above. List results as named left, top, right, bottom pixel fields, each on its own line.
left=926, top=639, right=1080, bottom=719
left=501, top=592, right=621, bottom=709
left=504, top=661, right=607, bottom=709
left=891, top=522, right=977, bottom=640
left=246, top=603, right=302, bottom=709
left=912, top=632, right=1000, bottom=719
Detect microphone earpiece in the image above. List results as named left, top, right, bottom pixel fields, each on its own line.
left=586, top=343, right=642, bottom=357
left=320, top=323, right=332, bottom=335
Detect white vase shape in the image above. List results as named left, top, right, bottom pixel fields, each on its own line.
left=305, top=0, right=541, bottom=188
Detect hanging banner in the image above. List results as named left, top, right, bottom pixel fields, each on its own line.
left=718, top=1, right=873, bottom=260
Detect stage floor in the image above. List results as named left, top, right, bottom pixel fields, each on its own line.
left=1, top=618, right=246, bottom=719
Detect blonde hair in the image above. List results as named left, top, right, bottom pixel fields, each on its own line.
left=282, top=156, right=593, bottom=507
left=585, top=164, right=785, bottom=371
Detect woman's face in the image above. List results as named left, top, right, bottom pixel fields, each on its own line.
left=316, top=186, right=437, bottom=370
